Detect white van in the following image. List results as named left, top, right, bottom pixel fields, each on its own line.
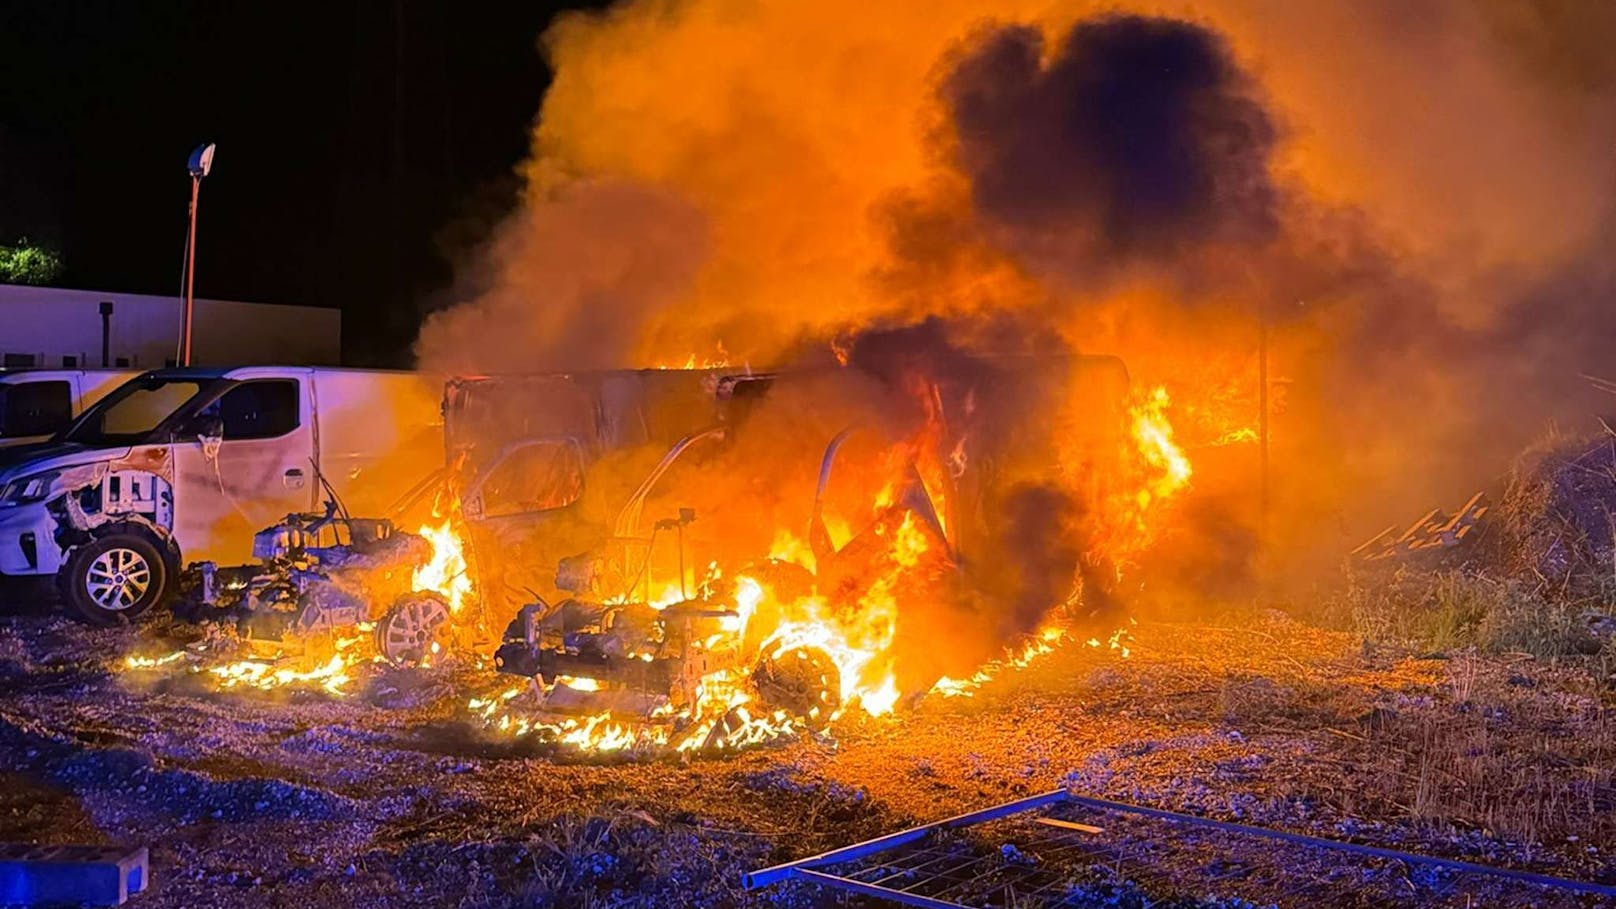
left=0, top=366, right=444, bottom=623
left=0, top=369, right=140, bottom=448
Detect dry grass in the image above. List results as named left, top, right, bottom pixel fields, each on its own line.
left=1330, top=566, right=1610, bottom=662
left=1381, top=656, right=1616, bottom=847
left=3, top=602, right=1614, bottom=907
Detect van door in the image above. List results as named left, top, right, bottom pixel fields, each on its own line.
left=170, top=377, right=317, bottom=563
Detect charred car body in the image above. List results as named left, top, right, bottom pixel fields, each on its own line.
left=451, top=353, right=1131, bottom=721
left=185, top=505, right=451, bottom=665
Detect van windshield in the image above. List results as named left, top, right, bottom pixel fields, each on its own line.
left=61, top=378, right=207, bottom=446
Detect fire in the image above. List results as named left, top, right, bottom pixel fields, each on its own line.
left=124, top=651, right=186, bottom=670
left=414, top=519, right=473, bottom=614
left=1130, top=385, right=1193, bottom=507
left=761, top=610, right=892, bottom=718
left=469, top=690, right=658, bottom=752
left=467, top=675, right=805, bottom=755
left=1078, top=383, right=1199, bottom=565
left=120, top=517, right=474, bottom=699
left=120, top=376, right=1199, bottom=755
left=205, top=653, right=352, bottom=696
left=123, top=643, right=361, bottom=697
left=726, top=575, right=764, bottom=632
left=751, top=512, right=929, bottom=719
left=930, top=625, right=1133, bottom=698
left=767, top=528, right=816, bottom=572
left=655, top=343, right=732, bottom=370
left=931, top=625, right=1068, bottom=697
left=470, top=504, right=946, bottom=752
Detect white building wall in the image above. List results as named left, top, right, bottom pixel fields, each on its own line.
left=0, top=284, right=342, bottom=368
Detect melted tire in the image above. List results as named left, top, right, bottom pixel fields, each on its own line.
left=751, top=645, right=841, bottom=727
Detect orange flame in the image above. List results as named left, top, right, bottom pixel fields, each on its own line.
left=123, top=628, right=374, bottom=697
left=1130, top=385, right=1192, bottom=507
left=414, top=519, right=473, bottom=614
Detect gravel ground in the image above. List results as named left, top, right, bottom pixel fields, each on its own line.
left=0, top=588, right=1613, bottom=908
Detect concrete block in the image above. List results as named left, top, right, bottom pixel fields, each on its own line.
left=0, top=843, right=149, bottom=906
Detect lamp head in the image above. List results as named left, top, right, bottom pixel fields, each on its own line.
left=188, top=142, right=216, bottom=178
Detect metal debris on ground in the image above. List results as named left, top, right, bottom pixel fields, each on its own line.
left=1352, top=491, right=1488, bottom=562
left=185, top=505, right=449, bottom=665
left=744, top=789, right=1616, bottom=908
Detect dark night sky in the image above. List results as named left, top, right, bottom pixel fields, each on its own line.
left=0, top=0, right=607, bottom=365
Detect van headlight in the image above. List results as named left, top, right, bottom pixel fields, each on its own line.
left=0, top=471, right=59, bottom=506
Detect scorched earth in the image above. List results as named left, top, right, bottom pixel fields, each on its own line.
left=0, top=586, right=1611, bottom=908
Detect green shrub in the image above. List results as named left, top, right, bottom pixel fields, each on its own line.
left=0, top=238, right=63, bottom=286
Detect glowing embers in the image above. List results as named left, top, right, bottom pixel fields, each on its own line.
left=929, top=625, right=1133, bottom=698
left=123, top=628, right=371, bottom=697
left=466, top=663, right=813, bottom=755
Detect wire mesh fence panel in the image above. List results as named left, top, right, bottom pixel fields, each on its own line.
left=752, top=793, right=1615, bottom=909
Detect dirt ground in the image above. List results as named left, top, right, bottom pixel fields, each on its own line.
left=1, top=586, right=1613, bottom=908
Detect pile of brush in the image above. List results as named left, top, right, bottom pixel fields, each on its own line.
left=1341, top=432, right=1616, bottom=659
left=1480, top=432, right=1616, bottom=602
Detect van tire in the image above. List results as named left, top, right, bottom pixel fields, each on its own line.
left=60, top=528, right=171, bottom=626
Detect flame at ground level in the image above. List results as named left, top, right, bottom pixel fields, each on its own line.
left=124, top=629, right=373, bottom=697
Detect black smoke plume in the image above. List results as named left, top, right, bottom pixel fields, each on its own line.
left=941, top=15, right=1279, bottom=287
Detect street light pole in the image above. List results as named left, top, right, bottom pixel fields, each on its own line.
left=178, top=143, right=215, bottom=366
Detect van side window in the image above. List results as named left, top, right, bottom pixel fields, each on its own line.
left=477, top=439, right=585, bottom=517
left=217, top=380, right=301, bottom=440
left=0, top=381, right=72, bottom=437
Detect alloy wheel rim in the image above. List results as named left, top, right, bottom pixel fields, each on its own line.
left=85, top=547, right=152, bottom=611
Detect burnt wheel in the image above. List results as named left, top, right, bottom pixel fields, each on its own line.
left=751, top=645, right=841, bottom=726
left=61, top=529, right=170, bottom=626
left=376, top=591, right=451, bottom=666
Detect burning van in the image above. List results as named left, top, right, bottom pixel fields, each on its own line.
left=0, top=367, right=443, bottom=624
left=448, top=352, right=1132, bottom=746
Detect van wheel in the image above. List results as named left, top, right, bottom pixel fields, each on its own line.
left=61, top=530, right=169, bottom=626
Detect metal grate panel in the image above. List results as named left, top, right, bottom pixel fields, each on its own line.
left=745, top=790, right=1616, bottom=908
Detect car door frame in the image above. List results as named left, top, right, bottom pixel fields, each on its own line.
left=168, top=370, right=318, bottom=563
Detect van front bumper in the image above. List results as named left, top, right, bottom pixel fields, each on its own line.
left=0, top=504, right=62, bottom=576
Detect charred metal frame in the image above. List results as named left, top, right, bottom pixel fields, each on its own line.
left=744, top=789, right=1067, bottom=899
left=744, top=789, right=1616, bottom=908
